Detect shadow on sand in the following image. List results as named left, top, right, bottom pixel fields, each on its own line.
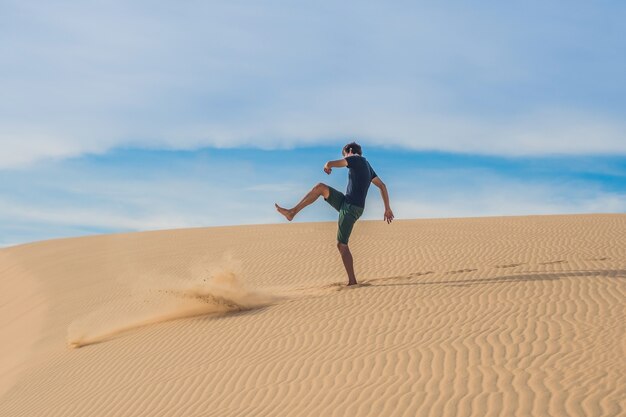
left=366, top=269, right=626, bottom=288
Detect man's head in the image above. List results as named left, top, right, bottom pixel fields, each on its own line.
left=342, top=142, right=362, bottom=157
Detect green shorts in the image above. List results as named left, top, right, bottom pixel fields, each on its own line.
left=324, top=186, right=364, bottom=245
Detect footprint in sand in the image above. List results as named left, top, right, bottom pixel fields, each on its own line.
left=495, top=263, right=525, bottom=269
left=409, top=271, right=434, bottom=277
left=371, top=271, right=434, bottom=283
left=446, top=268, right=477, bottom=274
left=315, top=270, right=437, bottom=291
left=322, top=282, right=373, bottom=291
left=539, top=260, right=567, bottom=265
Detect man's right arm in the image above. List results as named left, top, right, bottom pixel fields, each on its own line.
left=323, top=158, right=348, bottom=174
left=371, top=177, right=394, bottom=224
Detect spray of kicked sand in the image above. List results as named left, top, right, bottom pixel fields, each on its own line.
left=67, top=257, right=279, bottom=348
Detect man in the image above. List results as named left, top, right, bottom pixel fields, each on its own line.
left=275, top=142, right=394, bottom=286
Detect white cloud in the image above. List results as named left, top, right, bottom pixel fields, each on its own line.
left=3, top=153, right=623, bottom=247
left=0, top=131, right=111, bottom=169
left=0, top=203, right=194, bottom=231
left=1, top=1, right=625, bottom=168
left=366, top=180, right=626, bottom=221
left=3, top=107, right=624, bottom=169
left=0, top=159, right=295, bottom=246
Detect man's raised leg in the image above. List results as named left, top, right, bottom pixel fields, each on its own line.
left=275, top=183, right=330, bottom=221
left=337, top=242, right=357, bottom=285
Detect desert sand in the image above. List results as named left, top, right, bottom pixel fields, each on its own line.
left=0, top=213, right=624, bottom=417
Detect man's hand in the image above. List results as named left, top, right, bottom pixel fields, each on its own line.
left=324, top=159, right=348, bottom=175
left=371, top=177, right=393, bottom=223
left=384, top=208, right=394, bottom=224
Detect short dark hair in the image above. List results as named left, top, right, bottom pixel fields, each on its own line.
left=343, top=142, right=362, bottom=156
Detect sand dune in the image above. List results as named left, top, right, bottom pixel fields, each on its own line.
left=0, top=214, right=625, bottom=416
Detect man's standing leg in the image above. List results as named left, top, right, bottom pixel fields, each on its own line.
left=336, top=204, right=363, bottom=286
left=337, top=243, right=357, bottom=285
left=275, top=183, right=330, bottom=221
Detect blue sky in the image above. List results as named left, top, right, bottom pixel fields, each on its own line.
left=1, top=1, right=625, bottom=246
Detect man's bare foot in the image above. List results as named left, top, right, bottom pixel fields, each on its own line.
left=347, top=281, right=358, bottom=286
left=275, top=203, right=295, bottom=221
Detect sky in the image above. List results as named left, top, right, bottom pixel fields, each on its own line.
left=1, top=0, right=625, bottom=246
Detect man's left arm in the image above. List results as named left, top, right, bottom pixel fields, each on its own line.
left=371, top=176, right=394, bottom=223
left=323, top=159, right=348, bottom=174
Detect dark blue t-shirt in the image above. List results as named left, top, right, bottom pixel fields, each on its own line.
left=345, top=155, right=377, bottom=208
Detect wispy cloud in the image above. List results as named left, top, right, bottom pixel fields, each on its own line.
left=381, top=183, right=626, bottom=220
left=1, top=2, right=624, bottom=245
left=1, top=146, right=623, bottom=246
left=1, top=1, right=625, bottom=168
